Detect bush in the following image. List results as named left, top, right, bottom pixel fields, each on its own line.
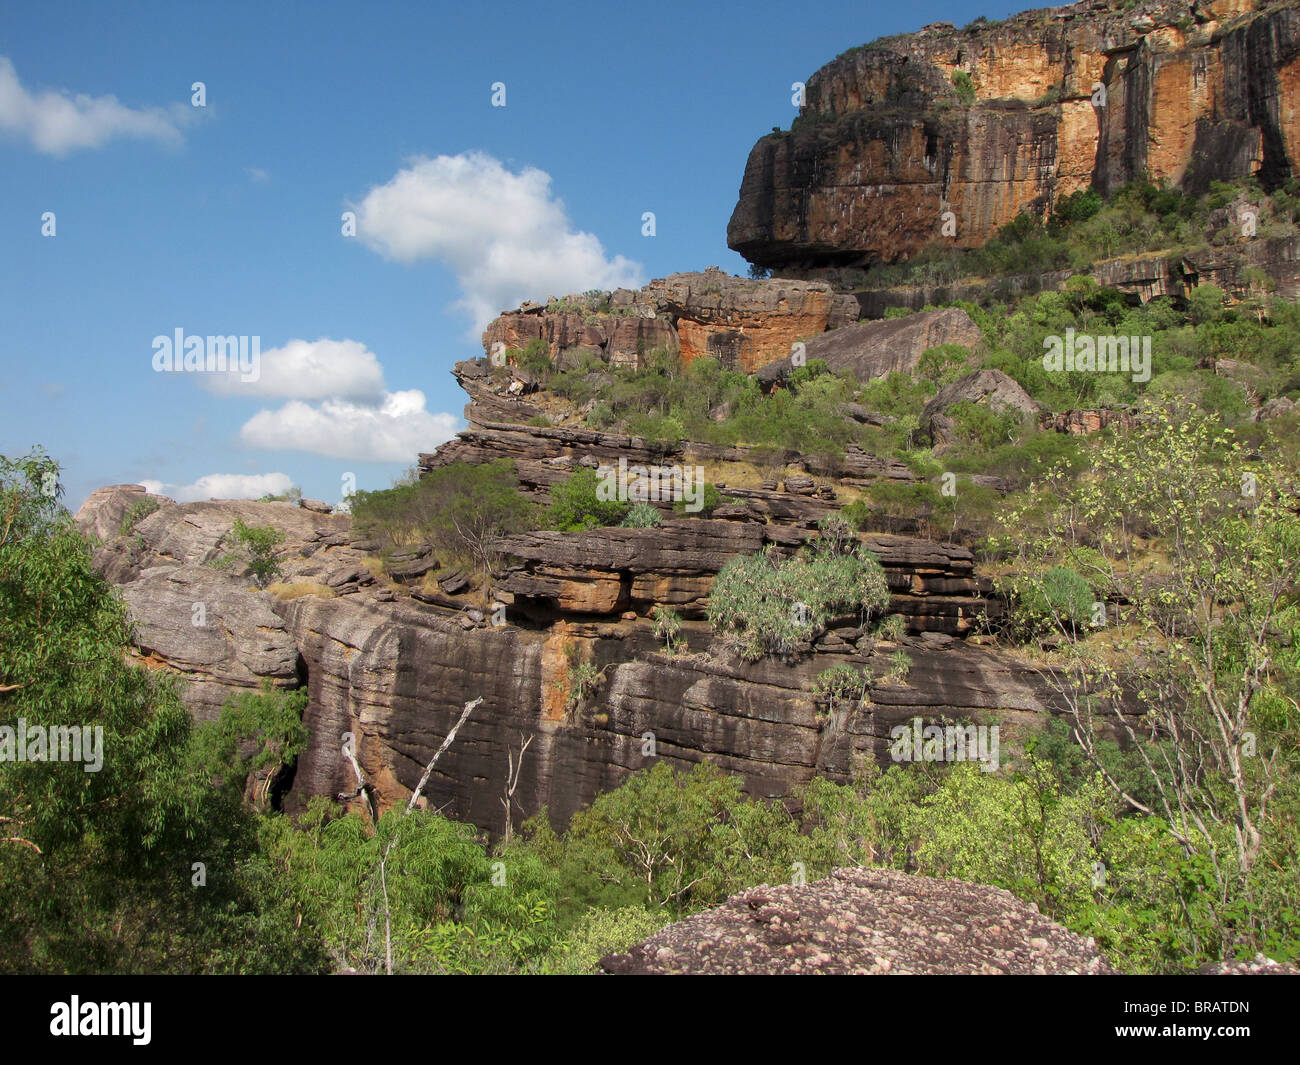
left=951, top=71, right=976, bottom=106
left=1053, top=188, right=1103, bottom=225
left=812, top=664, right=872, bottom=714
left=651, top=604, right=684, bottom=655
left=876, top=614, right=905, bottom=641
left=226, top=517, right=285, bottom=587
left=620, top=502, right=662, bottom=527
left=563, top=661, right=602, bottom=714
left=119, top=495, right=161, bottom=535
left=1010, top=565, right=1096, bottom=639
left=672, top=482, right=726, bottom=518
left=586, top=401, right=615, bottom=428
left=351, top=460, right=534, bottom=574
left=546, top=468, right=631, bottom=531
left=513, top=338, right=551, bottom=376
left=708, top=539, right=890, bottom=660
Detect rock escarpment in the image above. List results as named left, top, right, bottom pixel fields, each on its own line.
left=601, top=867, right=1116, bottom=974
left=79, top=330, right=1066, bottom=842
left=729, top=0, right=1300, bottom=270
left=481, top=267, right=858, bottom=376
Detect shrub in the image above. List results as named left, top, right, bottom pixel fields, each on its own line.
left=620, top=502, right=662, bottom=528
left=586, top=401, right=615, bottom=428
left=876, top=614, right=905, bottom=641
left=351, top=460, right=534, bottom=574
left=119, top=495, right=161, bottom=535
left=708, top=542, right=889, bottom=661
left=951, top=71, right=976, bottom=106
left=258, top=486, right=302, bottom=503
left=651, top=604, right=684, bottom=655
left=513, top=338, right=552, bottom=376
left=1053, top=188, right=1103, bottom=225
left=672, top=482, right=726, bottom=518
left=886, top=650, right=912, bottom=684
left=1015, top=565, right=1095, bottom=637
left=812, top=664, right=872, bottom=715
left=563, top=661, right=602, bottom=714
left=546, top=468, right=631, bottom=531
left=226, top=517, right=285, bottom=587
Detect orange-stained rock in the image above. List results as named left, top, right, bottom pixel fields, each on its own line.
left=480, top=268, right=858, bottom=375
left=729, top=0, right=1300, bottom=269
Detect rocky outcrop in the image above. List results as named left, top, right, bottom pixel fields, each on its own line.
left=494, top=521, right=996, bottom=631
left=482, top=268, right=858, bottom=377
left=1042, top=407, right=1139, bottom=435
left=756, top=307, right=982, bottom=387
left=921, top=369, right=1043, bottom=447
left=75, top=486, right=363, bottom=720
left=601, top=867, right=1115, bottom=974
left=729, top=0, right=1300, bottom=271
left=78, top=469, right=1053, bottom=835
left=422, top=418, right=918, bottom=499
left=848, top=233, right=1300, bottom=316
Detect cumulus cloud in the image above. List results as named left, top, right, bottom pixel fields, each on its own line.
left=139, top=472, right=293, bottom=503
left=0, top=57, right=191, bottom=155
left=238, top=390, right=458, bottom=462
left=353, top=151, right=644, bottom=331
left=202, top=338, right=388, bottom=403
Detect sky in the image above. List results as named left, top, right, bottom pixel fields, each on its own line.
left=0, top=0, right=1030, bottom=510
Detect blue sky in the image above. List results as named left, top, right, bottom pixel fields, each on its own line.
left=0, top=0, right=1025, bottom=510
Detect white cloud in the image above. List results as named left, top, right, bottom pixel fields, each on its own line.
left=238, top=390, right=458, bottom=462
left=353, top=151, right=644, bottom=331
left=244, top=165, right=269, bottom=183
left=0, top=57, right=191, bottom=156
left=139, top=472, right=293, bottom=503
left=202, top=338, right=388, bottom=403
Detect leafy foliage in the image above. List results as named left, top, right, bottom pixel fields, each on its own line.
left=545, top=467, right=631, bottom=531
left=351, top=460, right=534, bottom=574
left=225, top=517, right=285, bottom=587
left=708, top=528, right=889, bottom=660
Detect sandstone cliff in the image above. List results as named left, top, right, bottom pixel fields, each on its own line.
left=481, top=267, right=857, bottom=375
left=728, top=0, right=1300, bottom=269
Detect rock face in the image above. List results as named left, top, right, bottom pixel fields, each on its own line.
left=601, top=867, right=1116, bottom=974
left=756, top=307, right=982, bottom=387
left=728, top=0, right=1300, bottom=270
left=74, top=487, right=360, bottom=720
left=77, top=459, right=1060, bottom=835
left=482, top=267, right=858, bottom=376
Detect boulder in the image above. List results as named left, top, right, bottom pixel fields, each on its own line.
left=921, top=370, right=1042, bottom=448
left=601, top=868, right=1115, bottom=975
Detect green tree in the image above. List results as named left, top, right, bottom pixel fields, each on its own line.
left=991, top=404, right=1300, bottom=960
left=0, top=449, right=323, bottom=973
left=226, top=517, right=285, bottom=587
